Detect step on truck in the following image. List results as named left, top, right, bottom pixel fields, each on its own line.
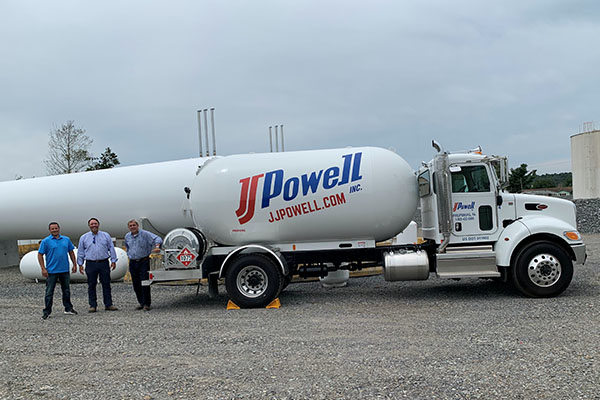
left=144, top=141, right=586, bottom=308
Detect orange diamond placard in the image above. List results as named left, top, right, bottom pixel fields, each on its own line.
left=176, top=247, right=196, bottom=267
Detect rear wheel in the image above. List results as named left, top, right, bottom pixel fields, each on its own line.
left=225, top=254, right=282, bottom=308
left=511, top=242, right=573, bottom=298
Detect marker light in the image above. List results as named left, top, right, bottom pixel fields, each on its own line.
left=564, top=231, right=581, bottom=241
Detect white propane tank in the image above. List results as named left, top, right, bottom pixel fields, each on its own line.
left=0, top=158, right=205, bottom=240
left=19, top=247, right=129, bottom=282
left=191, top=147, right=418, bottom=245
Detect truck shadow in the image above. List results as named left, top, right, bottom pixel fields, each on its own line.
left=150, top=276, right=594, bottom=311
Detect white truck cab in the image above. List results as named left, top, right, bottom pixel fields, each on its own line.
left=418, top=141, right=585, bottom=297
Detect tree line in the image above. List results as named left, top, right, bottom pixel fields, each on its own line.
left=508, top=164, right=572, bottom=193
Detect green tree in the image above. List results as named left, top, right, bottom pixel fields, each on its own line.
left=45, top=121, right=93, bottom=175
left=508, top=164, right=537, bottom=193
left=86, top=147, right=120, bottom=171
left=532, top=177, right=554, bottom=189
left=530, top=172, right=573, bottom=188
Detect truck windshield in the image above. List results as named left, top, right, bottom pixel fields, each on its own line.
left=451, top=165, right=490, bottom=193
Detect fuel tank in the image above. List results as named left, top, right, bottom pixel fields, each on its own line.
left=0, top=158, right=204, bottom=240
left=190, top=147, right=418, bottom=245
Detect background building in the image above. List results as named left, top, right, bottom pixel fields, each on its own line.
left=571, top=123, right=600, bottom=199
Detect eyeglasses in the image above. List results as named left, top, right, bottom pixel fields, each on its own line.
left=92, top=236, right=96, bottom=244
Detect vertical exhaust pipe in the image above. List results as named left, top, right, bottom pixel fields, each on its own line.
left=280, top=124, right=284, bottom=152
left=203, top=109, right=209, bottom=157
left=269, top=126, right=273, bottom=152
left=197, top=110, right=203, bottom=157
left=275, top=125, right=279, bottom=152
left=210, top=107, right=216, bottom=156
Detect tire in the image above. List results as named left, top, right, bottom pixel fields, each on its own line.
left=511, top=242, right=573, bottom=298
left=225, top=254, right=282, bottom=308
left=281, top=274, right=292, bottom=291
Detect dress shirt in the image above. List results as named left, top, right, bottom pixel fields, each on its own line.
left=77, top=231, right=118, bottom=265
left=125, top=229, right=163, bottom=260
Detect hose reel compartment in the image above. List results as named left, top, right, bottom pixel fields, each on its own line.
left=163, top=227, right=207, bottom=269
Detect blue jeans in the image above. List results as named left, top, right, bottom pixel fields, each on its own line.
left=129, top=257, right=151, bottom=307
left=86, top=260, right=113, bottom=308
left=44, top=272, right=73, bottom=315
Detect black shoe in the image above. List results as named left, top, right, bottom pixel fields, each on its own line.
left=42, top=314, right=49, bottom=320
left=64, top=309, right=78, bottom=315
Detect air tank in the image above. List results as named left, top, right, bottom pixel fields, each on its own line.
left=190, top=147, right=418, bottom=245
left=19, top=247, right=129, bottom=281
left=0, top=158, right=205, bottom=240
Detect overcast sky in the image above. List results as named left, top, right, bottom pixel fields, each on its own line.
left=1, top=0, right=598, bottom=182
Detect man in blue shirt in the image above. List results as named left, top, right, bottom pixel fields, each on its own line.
left=124, top=219, right=162, bottom=311
left=77, top=217, right=118, bottom=313
left=38, top=222, right=78, bottom=320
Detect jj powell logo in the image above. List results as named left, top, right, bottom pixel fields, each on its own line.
left=453, top=201, right=475, bottom=212
left=235, top=152, right=363, bottom=224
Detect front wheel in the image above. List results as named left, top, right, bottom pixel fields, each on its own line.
left=511, top=242, right=573, bottom=298
left=225, top=254, right=282, bottom=308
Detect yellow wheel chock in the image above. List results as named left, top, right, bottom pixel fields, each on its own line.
left=226, top=298, right=281, bottom=310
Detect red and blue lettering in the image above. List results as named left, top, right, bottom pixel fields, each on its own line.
left=235, top=152, right=363, bottom=224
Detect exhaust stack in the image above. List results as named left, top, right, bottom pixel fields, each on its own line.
left=197, top=108, right=217, bottom=157
left=268, top=123, right=285, bottom=152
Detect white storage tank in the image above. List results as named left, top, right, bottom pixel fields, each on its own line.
left=19, top=247, right=129, bottom=282
left=190, top=147, right=418, bottom=245
left=571, top=129, right=600, bottom=199
left=0, top=158, right=204, bottom=240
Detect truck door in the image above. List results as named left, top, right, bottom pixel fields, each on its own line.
left=449, top=164, right=497, bottom=242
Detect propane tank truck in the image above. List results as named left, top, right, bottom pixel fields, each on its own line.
left=145, top=141, right=586, bottom=308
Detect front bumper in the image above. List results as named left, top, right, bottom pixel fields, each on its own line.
left=571, top=243, right=587, bottom=265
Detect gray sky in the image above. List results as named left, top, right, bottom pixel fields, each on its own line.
left=1, top=0, right=598, bottom=182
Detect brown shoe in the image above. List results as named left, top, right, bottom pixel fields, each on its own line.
left=135, top=305, right=143, bottom=310
left=88, top=307, right=97, bottom=313
left=105, top=305, right=118, bottom=311
left=143, top=305, right=152, bottom=311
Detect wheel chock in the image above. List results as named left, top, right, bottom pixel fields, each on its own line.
left=226, top=300, right=241, bottom=310
left=266, top=298, right=281, bottom=309
left=226, top=298, right=281, bottom=310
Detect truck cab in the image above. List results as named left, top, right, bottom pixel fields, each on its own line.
left=418, top=142, right=586, bottom=297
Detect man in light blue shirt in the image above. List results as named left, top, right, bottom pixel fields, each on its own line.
left=77, top=217, right=118, bottom=312
left=124, top=219, right=162, bottom=311
left=38, top=222, right=78, bottom=320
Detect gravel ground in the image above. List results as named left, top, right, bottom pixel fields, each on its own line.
left=1, top=236, right=599, bottom=400
left=575, top=198, right=600, bottom=233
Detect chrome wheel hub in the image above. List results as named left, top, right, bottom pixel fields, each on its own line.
left=237, top=265, right=268, bottom=298
left=528, top=253, right=561, bottom=287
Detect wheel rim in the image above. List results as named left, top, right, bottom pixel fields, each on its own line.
left=236, top=265, right=268, bottom=298
left=527, top=253, right=562, bottom=287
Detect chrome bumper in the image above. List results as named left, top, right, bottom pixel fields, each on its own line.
left=571, top=243, right=587, bottom=265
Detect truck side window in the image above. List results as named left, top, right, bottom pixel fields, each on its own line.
left=418, top=170, right=431, bottom=197
left=451, top=165, right=490, bottom=193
